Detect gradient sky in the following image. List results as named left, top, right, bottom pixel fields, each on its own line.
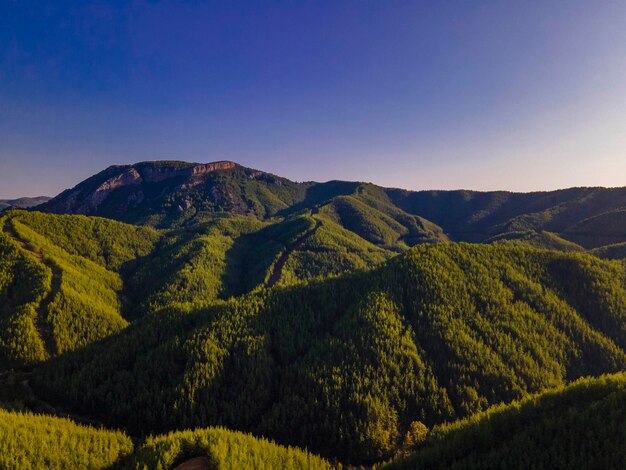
left=1, top=1, right=626, bottom=198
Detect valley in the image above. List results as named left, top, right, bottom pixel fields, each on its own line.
left=1, top=161, right=626, bottom=468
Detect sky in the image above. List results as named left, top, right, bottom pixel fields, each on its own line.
left=1, top=0, right=626, bottom=198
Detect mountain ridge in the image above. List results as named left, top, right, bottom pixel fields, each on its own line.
left=36, top=160, right=626, bottom=250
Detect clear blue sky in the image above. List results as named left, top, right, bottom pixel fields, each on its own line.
left=1, top=1, right=625, bottom=198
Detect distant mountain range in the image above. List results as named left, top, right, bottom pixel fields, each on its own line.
left=39, top=160, right=626, bottom=250
left=0, top=196, right=50, bottom=211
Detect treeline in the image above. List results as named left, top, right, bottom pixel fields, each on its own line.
left=0, top=408, right=132, bottom=469
left=126, top=427, right=335, bottom=470
left=383, top=373, right=626, bottom=469
left=33, top=243, right=626, bottom=463
left=0, top=409, right=332, bottom=469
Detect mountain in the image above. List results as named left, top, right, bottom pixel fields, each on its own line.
left=0, top=196, right=50, bottom=211
left=39, top=161, right=626, bottom=250
left=384, top=372, right=626, bottom=469
left=38, top=161, right=310, bottom=227
left=32, top=242, right=626, bottom=462
left=3, top=160, right=626, bottom=467
left=387, top=186, right=626, bottom=246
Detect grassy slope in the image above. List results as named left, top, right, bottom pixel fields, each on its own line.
left=383, top=373, right=626, bottom=470
left=319, top=184, right=448, bottom=250
left=33, top=243, right=626, bottom=462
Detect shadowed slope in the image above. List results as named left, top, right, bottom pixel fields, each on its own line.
left=383, top=373, right=626, bottom=470
left=33, top=243, right=626, bottom=463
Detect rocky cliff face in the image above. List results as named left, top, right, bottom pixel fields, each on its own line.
left=38, top=160, right=307, bottom=226
left=41, top=161, right=240, bottom=215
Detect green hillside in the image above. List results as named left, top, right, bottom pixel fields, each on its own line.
left=0, top=408, right=133, bottom=470
left=4, top=162, right=626, bottom=467
left=383, top=372, right=626, bottom=470
left=319, top=184, right=448, bottom=250
left=0, top=211, right=158, bottom=364
left=32, top=243, right=626, bottom=463
left=0, top=408, right=333, bottom=470
left=38, top=161, right=626, bottom=253
left=387, top=186, right=626, bottom=245
left=0, top=208, right=399, bottom=359
left=486, top=230, right=584, bottom=252
left=0, top=229, right=50, bottom=365
left=591, top=242, right=626, bottom=260
left=125, top=427, right=334, bottom=470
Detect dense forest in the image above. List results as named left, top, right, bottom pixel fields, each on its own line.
left=2, top=161, right=626, bottom=467
left=31, top=243, right=626, bottom=462
left=383, top=373, right=626, bottom=469
left=0, top=408, right=331, bottom=469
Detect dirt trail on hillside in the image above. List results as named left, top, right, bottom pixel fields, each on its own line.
left=3, top=219, right=59, bottom=356
left=173, top=456, right=211, bottom=470
left=266, top=218, right=322, bottom=288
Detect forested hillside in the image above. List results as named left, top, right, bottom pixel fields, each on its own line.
left=39, top=161, right=626, bottom=252
left=32, top=243, right=626, bottom=462
left=0, top=409, right=332, bottom=469
left=0, top=212, right=148, bottom=363
left=3, top=161, right=626, bottom=467
left=387, top=186, right=626, bottom=246
left=384, top=373, right=626, bottom=469
left=0, top=208, right=398, bottom=362
left=0, top=409, right=133, bottom=469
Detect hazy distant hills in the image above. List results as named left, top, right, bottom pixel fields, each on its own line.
left=0, top=196, right=50, bottom=211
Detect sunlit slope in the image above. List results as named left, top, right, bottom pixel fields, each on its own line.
left=0, top=209, right=399, bottom=330
left=0, top=408, right=133, bottom=470
left=34, top=243, right=626, bottom=462
left=0, top=409, right=332, bottom=470
left=318, top=184, right=448, bottom=250
left=0, top=230, right=50, bottom=365
left=126, top=212, right=395, bottom=312
left=124, top=427, right=334, bottom=470
left=0, top=211, right=157, bottom=362
left=383, top=373, right=626, bottom=470
left=486, top=230, right=585, bottom=252
left=10, top=211, right=159, bottom=270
